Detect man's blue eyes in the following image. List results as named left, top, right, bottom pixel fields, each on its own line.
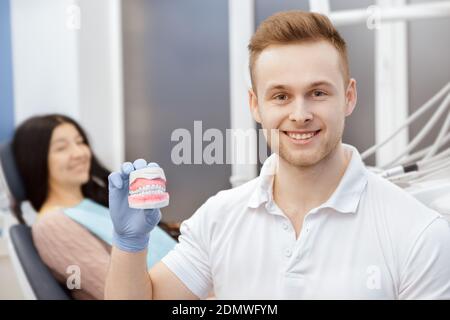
left=274, top=94, right=288, bottom=100
left=313, top=90, right=326, bottom=97
left=272, top=90, right=327, bottom=101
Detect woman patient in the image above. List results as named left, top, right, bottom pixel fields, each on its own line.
left=12, top=114, right=176, bottom=299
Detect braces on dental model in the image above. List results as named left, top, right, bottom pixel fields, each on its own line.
left=128, top=166, right=170, bottom=209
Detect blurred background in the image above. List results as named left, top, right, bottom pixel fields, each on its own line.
left=1, top=0, right=449, bottom=223
left=0, top=0, right=449, bottom=299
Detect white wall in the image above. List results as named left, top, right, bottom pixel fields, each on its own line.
left=10, top=0, right=80, bottom=121
left=10, top=0, right=124, bottom=171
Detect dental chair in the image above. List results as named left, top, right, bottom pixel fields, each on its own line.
left=0, top=141, right=71, bottom=300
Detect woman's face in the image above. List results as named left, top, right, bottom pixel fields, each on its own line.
left=48, top=123, right=92, bottom=188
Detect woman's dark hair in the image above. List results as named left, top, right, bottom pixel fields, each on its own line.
left=12, top=114, right=110, bottom=221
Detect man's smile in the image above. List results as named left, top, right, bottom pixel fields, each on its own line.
left=282, top=129, right=321, bottom=145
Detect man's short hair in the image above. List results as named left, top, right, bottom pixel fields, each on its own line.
left=248, top=10, right=350, bottom=91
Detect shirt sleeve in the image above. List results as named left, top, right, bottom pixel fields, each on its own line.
left=32, top=210, right=111, bottom=300
left=161, top=199, right=213, bottom=299
left=399, top=216, right=450, bottom=299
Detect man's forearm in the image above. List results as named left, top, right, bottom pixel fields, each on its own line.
left=104, top=247, right=153, bottom=300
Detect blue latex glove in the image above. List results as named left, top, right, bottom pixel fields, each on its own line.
left=108, top=159, right=162, bottom=252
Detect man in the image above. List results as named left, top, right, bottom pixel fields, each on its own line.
left=105, top=11, right=450, bottom=299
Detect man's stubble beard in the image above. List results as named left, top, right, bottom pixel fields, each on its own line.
left=268, top=122, right=345, bottom=169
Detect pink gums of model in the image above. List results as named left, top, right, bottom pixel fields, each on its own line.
left=128, top=166, right=169, bottom=209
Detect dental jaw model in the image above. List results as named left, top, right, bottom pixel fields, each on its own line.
left=128, top=166, right=169, bottom=209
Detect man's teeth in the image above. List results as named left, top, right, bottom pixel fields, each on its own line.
left=287, top=131, right=317, bottom=140
left=130, top=184, right=165, bottom=195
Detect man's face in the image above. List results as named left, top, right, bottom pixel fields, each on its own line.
left=249, top=40, right=357, bottom=167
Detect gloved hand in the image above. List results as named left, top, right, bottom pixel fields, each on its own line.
left=108, top=159, right=162, bottom=252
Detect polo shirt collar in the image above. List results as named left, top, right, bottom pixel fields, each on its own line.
left=247, top=144, right=368, bottom=214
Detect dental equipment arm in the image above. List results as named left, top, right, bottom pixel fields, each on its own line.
left=397, top=132, right=450, bottom=165
left=381, top=148, right=450, bottom=179
left=423, top=109, right=450, bottom=160
left=361, top=82, right=450, bottom=162
left=382, top=94, right=450, bottom=169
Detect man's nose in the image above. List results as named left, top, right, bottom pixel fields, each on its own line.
left=288, top=98, right=313, bottom=123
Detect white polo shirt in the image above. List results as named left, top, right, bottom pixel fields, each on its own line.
left=161, top=144, right=450, bottom=299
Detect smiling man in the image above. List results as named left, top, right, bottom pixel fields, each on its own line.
left=105, top=11, right=450, bottom=299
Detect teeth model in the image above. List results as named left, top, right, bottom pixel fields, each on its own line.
left=128, top=166, right=169, bottom=209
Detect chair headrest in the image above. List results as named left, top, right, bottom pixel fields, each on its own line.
left=0, top=141, right=27, bottom=202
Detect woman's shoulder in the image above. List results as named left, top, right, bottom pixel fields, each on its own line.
left=37, top=203, right=63, bottom=215
left=33, top=209, right=72, bottom=231
left=32, top=209, right=79, bottom=247
left=32, top=207, right=98, bottom=246
left=32, top=205, right=111, bottom=259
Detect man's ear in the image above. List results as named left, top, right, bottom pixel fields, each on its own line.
left=344, top=78, right=357, bottom=117
left=249, top=88, right=262, bottom=124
